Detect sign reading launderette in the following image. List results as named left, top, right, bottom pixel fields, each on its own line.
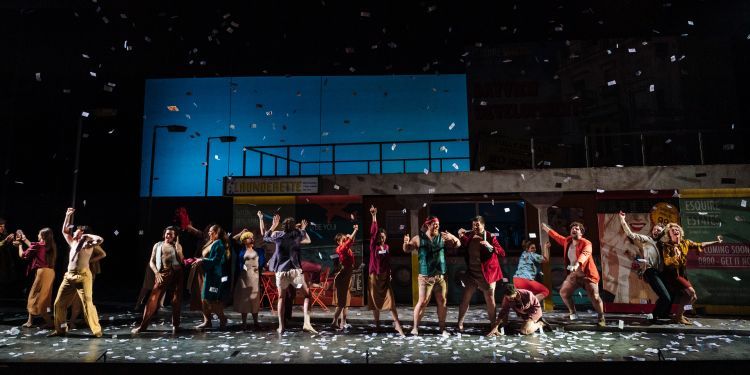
left=224, top=176, right=319, bottom=195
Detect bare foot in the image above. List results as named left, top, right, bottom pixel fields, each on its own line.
left=47, top=331, right=65, bottom=337
left=456, top=323, right=464, bottom=333
left=277, top=326, right=285, bottom=334
left=131, top=327, right=142, bottom=335
left=67, top=322, right=77, bottom=330
left=195, top=321, right=212, bottom=330
left=22, top=322, right=33, bottom=328
left=394, top=323, right=405, bottom=337
left=440, top=330, right=450, bottom=338
left=410, top=327, right=419, bottom=336
left=303, top=324, right=318, bottom=334
left=485, top=329, right=501, bottom=337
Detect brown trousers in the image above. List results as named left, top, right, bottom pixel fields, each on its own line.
left=137, top=268, right=184, bottom=330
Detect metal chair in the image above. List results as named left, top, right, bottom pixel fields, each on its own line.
left=309, top=268, right=331, bottom=312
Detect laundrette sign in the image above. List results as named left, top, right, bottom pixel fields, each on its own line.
left=224, top=176, right=319, bottom=195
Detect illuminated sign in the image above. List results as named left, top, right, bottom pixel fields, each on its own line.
left=224, top=177, right=319, bottom=195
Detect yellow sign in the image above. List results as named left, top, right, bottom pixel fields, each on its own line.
left=224, top=177, right=318, bottom=195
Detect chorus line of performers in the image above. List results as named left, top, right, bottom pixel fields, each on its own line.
left=0, top=206, right=721, bottom=338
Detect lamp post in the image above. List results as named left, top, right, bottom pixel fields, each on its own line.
left=146, top=124, right=187, bottom=239
left=205, top=135, right=237, bottom=196
left=149, top=125, right=188, bottom=197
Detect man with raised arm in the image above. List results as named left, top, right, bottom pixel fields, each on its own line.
left=265, top=214, right=317, bottom=334
left=541, top=221, right=606, bottom=327
left=49, top=208, right=105, bottom=337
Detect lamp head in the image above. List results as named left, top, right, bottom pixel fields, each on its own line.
left=166, top=125, right=187, bottom=132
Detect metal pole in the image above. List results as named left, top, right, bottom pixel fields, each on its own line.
left=640, top=133, right=646, bottom=166
left=698, top=132, right=705, bottom=165
left=242, top=148, right=246, bottom=176
left=148, top=127, right=158, bottom=198
left=530, top=137, right=535, bottom=170
left=428, top=141, right=432, bottom=172
left=379, top=144, right=383, bottom=174
left=71, top=116, right=83, bottom=208
left=584, top=135, right=590, bottom=167
left=204, top=139, right=211, bottom=196
left=147, top=126, right=158, bottom=240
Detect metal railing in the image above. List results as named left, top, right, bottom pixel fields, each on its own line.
left=242, top=138, right=470, bottom=176
left=519, top=128, right=746, bottom=170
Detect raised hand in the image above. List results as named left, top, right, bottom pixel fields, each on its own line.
left=369, top=205, right=377, bottom=216
left=66, top=207, right=75, bottom=216
left=541, top=223, right=551, bottom=233
left=257, top=210, right=264, bottom=219
left=544, top=241, right=551, bottom=249
left=300, top=219, right=309, bottom=231
left=618, top=211, right=626, bottom=218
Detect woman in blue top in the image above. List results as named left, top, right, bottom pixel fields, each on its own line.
left=513, top=239, right=550, bottom=302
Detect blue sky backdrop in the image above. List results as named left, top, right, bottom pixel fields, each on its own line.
left=141, top=74, right=469, bottom=196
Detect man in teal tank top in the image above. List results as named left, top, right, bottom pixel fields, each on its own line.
left=403, top=216, right=460, bottom=336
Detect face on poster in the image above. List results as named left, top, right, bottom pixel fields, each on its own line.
left=598, top=203, right=679, bottom=304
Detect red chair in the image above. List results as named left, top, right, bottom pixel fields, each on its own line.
left=309, top=268, right=331, bottom=312
left=260, top=271, right=279, bottom=315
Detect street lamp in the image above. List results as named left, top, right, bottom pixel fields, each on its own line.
left=205, top=135, right=237, bottom=196
left=148, top=124, right=188, bottom=197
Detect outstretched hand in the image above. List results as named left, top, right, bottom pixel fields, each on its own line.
left=541, top=223, right=551, bottom=233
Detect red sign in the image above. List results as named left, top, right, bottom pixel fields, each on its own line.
left=687, top=243, right=750, bottom=268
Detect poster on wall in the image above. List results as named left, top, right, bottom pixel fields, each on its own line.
left=680, top=189, right=750, bottom=311
left=596, top=192, right=680, bottom=311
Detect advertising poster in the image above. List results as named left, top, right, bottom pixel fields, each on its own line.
left=596, top=192, right=680, bottom=311
left=680, top=189, right=750, bottom=312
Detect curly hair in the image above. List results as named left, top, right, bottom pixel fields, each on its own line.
left=664, top=222, right=684, bottom=239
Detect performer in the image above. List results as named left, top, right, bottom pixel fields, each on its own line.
left=513, top=239, right=550, bottom=302
left=265, top=214, right=317, bottom=334
left=403, top=216, right=460, bottom=336
left=331, top=224, right=358, bottom=331
left=542, top=221, right=606, bottom=327
left=49, top=208, right=104, bottom=337
left=618, top=211, right=670, bottom=323
left=367, top=206, right=404, bottom=336
left=660, top=223, right=722, bottom=325
left=495, top=284, right=550, bottom=335
left=193, top=224, right=230, bottom=330
left=17, top=228, right=57, bottom=328
left=456, top=215, right=506, bottom=336
left=231, top=211, right=267, bottom=330
left=132, top=226, right=185, bottom=334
